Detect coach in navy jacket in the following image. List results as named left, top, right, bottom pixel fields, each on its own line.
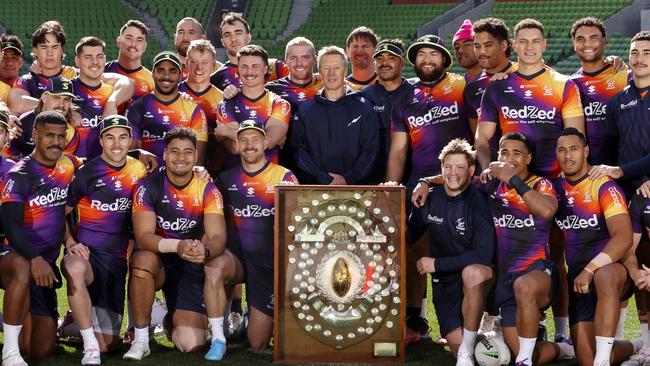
left=291, top=46, right=380, bottom=185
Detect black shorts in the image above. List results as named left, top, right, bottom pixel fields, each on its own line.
left=431, top=274, right=463, bottom=337
left=87, top=249, right=127, bottom=316
left=567, top=264, right=634, bottom=325
left=496, top=259, right=558, bottom=327
left=0, top=248, right=61, bottom=319
left=239, top=251, right=274, bottom=317
left=160, top=253, right=205, bottom=315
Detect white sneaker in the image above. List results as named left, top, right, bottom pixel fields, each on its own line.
left=622, top=347, right=650, bottom=366
left=122, top=339, right=150, bottom=361
left=81, top=348, right=101, bottom=365
left=456, top=351, right=474, bottom=366
left=2, top=350, right=27, bottom=366
left=556, top=340, right=575, bottom=360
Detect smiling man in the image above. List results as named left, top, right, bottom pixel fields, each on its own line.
left=345, top=26, right=378, bottom=90
left=453, top=19, right=481, bottom=82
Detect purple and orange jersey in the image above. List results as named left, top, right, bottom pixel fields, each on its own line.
left=216, top=90, right=291, bottom=168
left=0, top=154, right=81, bottom=262
left=67, top=156, right=147, bottom=259
left=346, top=73, right=378, bottom=91
left=391, top=72, right=472, bottom=177
left=265, top=75, right=322, bottom=114
left=555, top=175, right=628, bottom=266
left=0, top=80, right=10, bottom=102
left=71, top=78, right=113, bottom=159
left=481, top=175, right=556, bottom=273
left=132, top=170, right=223, bottom=240
left=127, top=93, right=208, bottom=164
left=0, top=156, right=15, bottom=179
left=479, top=68, right=584, bottom=178
left=630, top=194, right=650, bottom=237
left=210, top=59, right=289, bottom=90
left=13, top=66, right=78, bottom=98
left=571, top=66, right=630, bottom=161
left=105, top=60, right=154, bottom=108
left=5, top=111, right=79, bottom=159
left=178, top=81, right=224, bottom=173
left=218, top=161, right=297, bottom=256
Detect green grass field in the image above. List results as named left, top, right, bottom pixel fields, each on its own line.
left=0, top=275, right=640, bottom=365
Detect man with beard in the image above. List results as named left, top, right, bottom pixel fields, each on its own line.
left=0, top=111, right=82, bottom=365
left=174, top=17, right=222, bottom=80
left=345, top=26, right=378, bottom=91
left=554, top=128, right=640, bottom=366
left=210, top=13, right=288, bottom=90
left=361, top=39, right=414, bottom=182
left=123, top=127, right=227, bottom=360
left=178, top=40, right=224, bottom=175
left=453, top=20, right=481, bottom=83
left=214, top=45, right=290, bottom=170
left=292, top=45, right=379, bottom=185
left=0, top=35, right=24, bottom=88
left=208, top=121, right=297, bottom=360
left=128, top=51, right=208, bottom=165
left=407, top=138, right=495, bottom=366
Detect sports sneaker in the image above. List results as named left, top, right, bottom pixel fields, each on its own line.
left=122, top=339, right=151, bottom=361
left=623, top=347, right=650, bottom=366
left=2, top=350, right=27, bottom=366
left=556, top=339, right=576, bottom=360
left=456, top=351, right=474, bottom=366
left=81, top=347, right=101, bottom=365
left=205, top=340, right=226, bottom=361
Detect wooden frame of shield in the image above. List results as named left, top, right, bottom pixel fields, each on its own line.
left=274, top=185, right=406, bottom=364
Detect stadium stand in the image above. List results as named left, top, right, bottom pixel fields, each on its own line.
left=248, top=0, right=292, bottom=41
left=130, top=0, right=213, bottom=41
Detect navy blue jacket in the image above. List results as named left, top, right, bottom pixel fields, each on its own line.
left=407, top=184, right=495, bottom=275
left=291, top=89, right=380, bottom=184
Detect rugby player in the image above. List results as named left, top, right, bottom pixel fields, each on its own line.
left=291, top=45, right=379, bottom=185
left=214, top=45, right=290, bottom=170
left=0, top=111, right=82, bottom=364
left=209, top=120, right=298, bottom=360
left=555, top=128, right=639, bottom=365
left=210, top=12, right=288, bottom=90
left=453, top=19, right=481, bottom=82
left=174, top=17, right=223, bottom=80
left=128, top=51, right=208, bottom=165
left=123, top=127, right=226, bottom=360
left=407, top=138, right=495, bottom=365
left=345, top=26, right=378, bottom=90
left=0, top=35, right=23, bottom=89
left=63, top=115, right=147, bottom=365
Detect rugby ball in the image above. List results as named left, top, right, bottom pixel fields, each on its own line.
left=474, top=333, right=511, bottom=366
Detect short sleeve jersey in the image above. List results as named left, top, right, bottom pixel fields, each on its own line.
left=104, top=60, right=154, bottom=105
left=482, top=175, right=556, bottom=273
left=479, top=69, right=584, bottom=177
left=555, top=175, right=628, bottom=266
left=265, top=75, right=322, bottom=114
left=132, top=171, right=224, bottom=240
left=71, top=78, right=114, bottom=159
left=210, top=58, right=289, bottom=90
left=345, top=73, right=378, bottom=91
left=13, top=66, right=78, bottom=98
left=216, top=90, right=291, bottom=168
left=217, top=161, right=297, bottom=256
left=571, top=66, right=630, bottom=162
left=5, top=111, right=79, bottom=159
left=127, top=93, right=208, bottom=164
left=0, top=154, right=81, bottom=262
left=391, top=72, right=472, bottom=177
left=66, top=156, right=147, bottom=258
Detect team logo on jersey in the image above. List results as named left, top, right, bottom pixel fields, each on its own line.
left=249, top=110, right=257, bottom=118
left=500, top=106, right=556, bottom=120
left=587, top=85, right=597, bottom=94
left=162, top=115, right=170, bottom=124
left=407, top=102, right=459, bottom=128
left=443, top=86, right=453, bottom=94
left=583, top=192, right=592, bottom=202
left=180, top=113, right=188, bottom=122
left=567, top=196, right=575, bottom=206
left=92, top=99, right=101, bottom=107
left=298, top=92, right=306, bottom=101
left=265, top=185, right=275, bottom=194
left=455, top=218, right=466, bottom=234
left=493, top=214, right=534, bottom=228
left=523, top=90, right=533, bottom=99
left=157, top=216, right=197, bottom=232
left=427, top=215, right=443, bottom=224
left=91, top=197, right=132, bottom=212
left=232, top=204, right=274, bottom=217
left=501, top=198, right=510, bottom=206
left=192, top=196, right=200, bottom=207
left=114, top=180, right=123, bottom=191
left=555, top=214, right=599, bottom=230
left=29, top=187, right=67, bottom=207
left=246, top=186, right=255, bottom=197
left=542, top=87, right=552, bottom=96
left=607, top=80, right=616, bottom=90
left=176, top=200, right=184, bottom=209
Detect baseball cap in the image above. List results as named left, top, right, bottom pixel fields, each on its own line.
left=153, top=51, right=182, bottom=69
left=0, top=110, right=9, bottom=130
left=237, top=120, right=266, bottom=137
left=1, top=39, right=23, bottom=55
left=373, top=40, right=404, bottom=59
left=407, top=35, right=453, bottom=68
left=44, top=77, right=76, bottom=98
left=453, top=19, right=474, bottom=46
left=99, top=115, right=132, bottom=135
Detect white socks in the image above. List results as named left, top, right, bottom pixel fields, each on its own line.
left=515, top=336, right=536, bottom=365
left=458, top=328, right=477, bottom=355
left=80, top=327, right=99, bottom=351
left=134, top=324, right=150, bottom=342
left=209, top=317, right=225, bottom=343
left=2, top=323, right=22, bottom=357
left=420, top=298, right=427, bottom=318
left=594, top=336, right=614, bottom=365
left=554, top=316, right=569, bottom=340
left=616, top=307, right=627, bottom=340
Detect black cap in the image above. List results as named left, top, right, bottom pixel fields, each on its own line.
left=44, top=77, right=75, bottom=98
left=99, top=115, right=132, bottom=135
left=1, top=39, right=23, bottom=55
left=237, top=120, right=266, bottom=137
left=407, top=35, right=453, bottom=68
left=153, top=51, right=182, bottom=69
left=373, top=41, right=404, bottom=59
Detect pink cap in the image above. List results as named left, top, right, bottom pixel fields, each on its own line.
left=453, top=19, right=474, bottom=45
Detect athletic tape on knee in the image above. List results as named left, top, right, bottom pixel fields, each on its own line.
left=171, top=325, right=206, bottom=352
left=131, top=267, right=155, bottom=280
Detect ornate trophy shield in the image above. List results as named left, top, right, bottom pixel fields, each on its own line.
left=274, top=186, right=405, bottom=364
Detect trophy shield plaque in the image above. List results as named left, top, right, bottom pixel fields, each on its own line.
left=274, top=185, right=405, bottom=364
